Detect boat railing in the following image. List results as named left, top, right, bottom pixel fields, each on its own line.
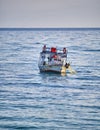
left=42, top=47, right=67, bottom=54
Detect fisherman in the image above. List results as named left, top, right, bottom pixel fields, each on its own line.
left=42, top=45, right=46, bottom=52
left=63, top=47, right=67, bottom=54
left=65, top=63, right=70, bottom=68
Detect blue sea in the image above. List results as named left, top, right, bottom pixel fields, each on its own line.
left=0, top=28, right=100, bottom=130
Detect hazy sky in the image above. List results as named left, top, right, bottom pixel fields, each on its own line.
left=0, top=0, right=100, bottom=28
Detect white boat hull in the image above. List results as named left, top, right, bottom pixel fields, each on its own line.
left=39, top=64, right=62, bottom=73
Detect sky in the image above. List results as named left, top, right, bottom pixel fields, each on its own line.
left=0, top=0, right=100, bottom=28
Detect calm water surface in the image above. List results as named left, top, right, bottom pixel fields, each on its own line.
left=0, top=29, right=100, bottom=129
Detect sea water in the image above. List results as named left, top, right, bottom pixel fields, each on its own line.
left=0, top=28, right=100, bottom=130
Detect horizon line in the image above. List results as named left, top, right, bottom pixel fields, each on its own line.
left=0, top=27, right=100, bottom=31
left=0, top=27, right=100, bottom=28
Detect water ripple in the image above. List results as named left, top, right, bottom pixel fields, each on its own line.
left=0, top=29, right=100, bottom=129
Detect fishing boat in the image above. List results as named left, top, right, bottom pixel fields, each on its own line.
left=38, top=45, right=76, bottom=74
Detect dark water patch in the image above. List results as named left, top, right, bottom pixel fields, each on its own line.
left=0, top=82, right=42, bottom=87
left=0, top=116, right=25, bottom=121
left=81, top=118, right=100, bottom=122
left=74, top=105, right=100, bottom=110
left=84, top=49, right=100, bottom=52
left=11, top=104, right=45, bottom=109
left=34, top=42, right=42, bottom=44
left=0, top=125, right=39, bottom=130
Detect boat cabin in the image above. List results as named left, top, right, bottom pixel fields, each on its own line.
left=39, top=45, right=67, bottom=67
